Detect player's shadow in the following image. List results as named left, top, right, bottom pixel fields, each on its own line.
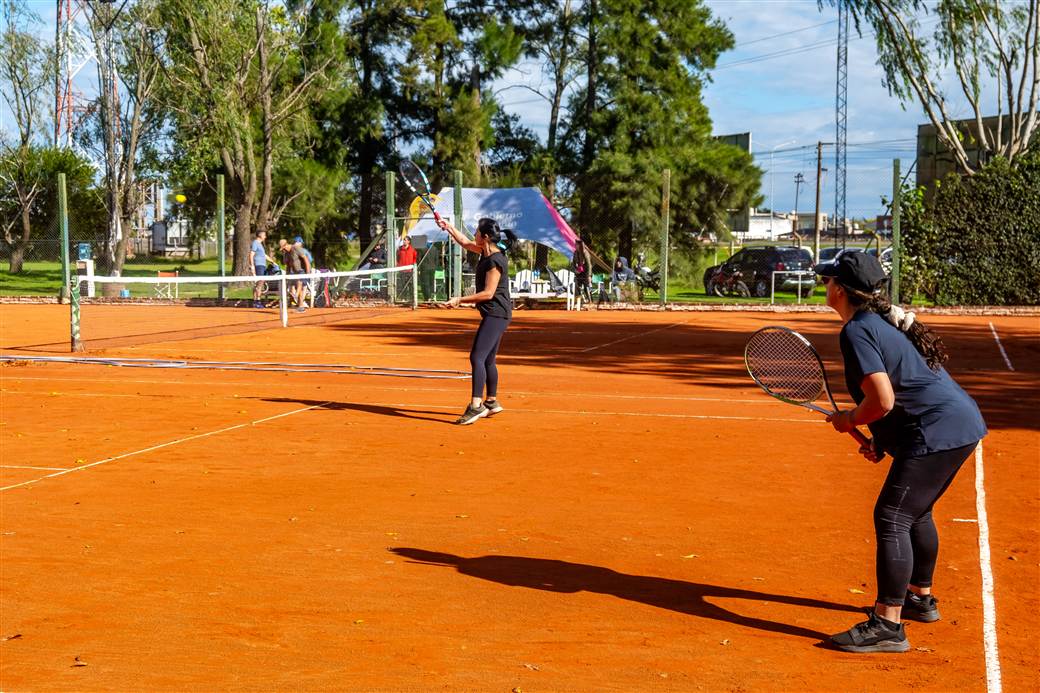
left=260, top=397, right=454, bottom=424
left=391, top=548, right=863, bottom=641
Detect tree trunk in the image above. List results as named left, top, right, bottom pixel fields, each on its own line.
left=535, top=245, right=548, bottom=271
left=8, top=244, right=26, bottom=274
left=234, top=200, right=253, bottom=275
left=10, top=203, right=32, bottom=273
left=358, top=167, right=375, bottom=252
left=577, top=0, right=598, bottom=235
left=617, top=225, right=632, bottom=261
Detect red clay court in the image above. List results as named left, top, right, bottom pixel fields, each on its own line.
left=1, top=303, right=1037, bottom=692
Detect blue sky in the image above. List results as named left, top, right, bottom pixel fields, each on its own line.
left=495, top=0, right=970, bottom=222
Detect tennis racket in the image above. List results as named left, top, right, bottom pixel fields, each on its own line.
left=399, top=160, right=442, bottom=223
left=744, top=326, right=881, bottom=459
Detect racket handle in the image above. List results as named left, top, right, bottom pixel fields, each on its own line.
left=848, top=429, right=885, bottom=461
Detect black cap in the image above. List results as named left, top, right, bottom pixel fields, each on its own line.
left=814, top=251, right=887, bottom=294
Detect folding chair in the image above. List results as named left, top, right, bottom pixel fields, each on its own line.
left=433, top=269, right=446, bottom=299
left=155, top=270, right=178, bottom=299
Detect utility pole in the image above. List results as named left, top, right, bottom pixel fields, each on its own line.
left=835, top=0, right=849, bottom=250
left=813, top=143, right=823, bottom=263
left=793, top=172, right=805, bottom=236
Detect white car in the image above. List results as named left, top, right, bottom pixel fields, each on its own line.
left=867, top=246, right=893, bottom=273
left=817, top=246, right=863, bottom=264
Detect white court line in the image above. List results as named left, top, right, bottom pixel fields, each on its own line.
left=2, top=465, right=69, bottom=471
left=987, top=322, right=1015, bottom=371
left=0, top=402, right=331, bottom=492
left=579, top=319, right=691, bottom=353
left=974, top=442, right=1002, bottom=693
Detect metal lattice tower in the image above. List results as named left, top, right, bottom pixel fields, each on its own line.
left=834, top=0, right=849, bottom=247
left=54, top=0, right=97, bottom=149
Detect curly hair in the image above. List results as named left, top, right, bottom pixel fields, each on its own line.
left=843, top=285, right=949, bottom=370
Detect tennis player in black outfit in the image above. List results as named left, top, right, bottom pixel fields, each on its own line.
left=817, top=252, right=987, bottom=653
left=437, top=217, right=517, bottom=425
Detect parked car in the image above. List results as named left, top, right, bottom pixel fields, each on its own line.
left=704, top=246, right=816, bottom=298
left=817, top=246, right=863, bottom=264
left=866, top=246, right=893, bottom=273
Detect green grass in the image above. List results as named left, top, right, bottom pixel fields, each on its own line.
left=646, top=281, right=828, bottom=305
left=0, top=258, right=234, bottom=297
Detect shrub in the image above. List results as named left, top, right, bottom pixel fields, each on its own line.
left=901, top=151, right=1040, bottom=305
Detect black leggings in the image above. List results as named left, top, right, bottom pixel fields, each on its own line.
left=873, top=441, right=978, bottom=605
left=470, top=315, right=509, bottom=399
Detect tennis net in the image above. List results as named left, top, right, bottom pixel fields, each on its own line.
left=82, top=265, right=417, bottom=312
left=64, top=265, right=418, bottom=350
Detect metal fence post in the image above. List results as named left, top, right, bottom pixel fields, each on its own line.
left=660, top=169, right=670, bottom=305
left=891, top=158, right=901, bottom=303
left=452, top=170, right=463, bottom=299
left=385, top=170, right=397, bottom=302
left=59, top=173, right=70, bottom=303
left=217, top=174, right=225, bottom=300
left=59, top=173, right=82, bottom=351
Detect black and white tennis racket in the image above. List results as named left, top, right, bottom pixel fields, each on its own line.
left=399, top=160, right=442, bottom=223
left=744, top=326, right=881, bottom=459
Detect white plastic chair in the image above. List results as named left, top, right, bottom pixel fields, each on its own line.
left=514, top=269, right=534, bottom=293
left=556, top=268, right=575, bottom=310
left=155, top=270, right=178, bottom=299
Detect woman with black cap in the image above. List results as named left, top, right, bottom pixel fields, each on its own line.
left=437, top=216, right=518, bottom=425
left=816, top=251, right=987, bottom=653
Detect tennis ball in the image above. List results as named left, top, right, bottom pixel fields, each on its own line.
left=174, top=194, right=187, bottom=203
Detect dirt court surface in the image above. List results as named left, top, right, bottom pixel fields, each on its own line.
left=1, top=303, right=1037, bottom=692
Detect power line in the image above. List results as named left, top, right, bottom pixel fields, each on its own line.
left=715, top=16, right=942, bottom=71
left=733, top=19, right=837, bottom=49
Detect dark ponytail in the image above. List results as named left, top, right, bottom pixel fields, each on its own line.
left=476, top=217, right=517, bottom=251
left=844, top=285, right=948, bottom=370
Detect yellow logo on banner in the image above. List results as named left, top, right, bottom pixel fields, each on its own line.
left=403, top=194, right=441, bottom=236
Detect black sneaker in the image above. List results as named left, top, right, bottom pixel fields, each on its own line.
left=454, top=404, right=488, bottom=425
left=483, top=399, right=503, bottom=416
left=830, top=613, right=910, bottom=653
left=903, top=591, right=941, bottom=623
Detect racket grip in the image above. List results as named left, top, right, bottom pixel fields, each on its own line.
left=848, top=429, right=885, bottom=461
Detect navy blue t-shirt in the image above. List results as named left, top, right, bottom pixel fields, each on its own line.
left=475, top=251, right=511, bottom=319
left=840, top=311, right=986, bottom=458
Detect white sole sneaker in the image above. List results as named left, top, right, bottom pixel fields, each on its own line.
left=455, top=407, right=489, bottom=425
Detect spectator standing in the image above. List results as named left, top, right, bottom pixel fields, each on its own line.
left=250, top=230, right=269, bottom=308
left=571, top=238, right=592, bottom=305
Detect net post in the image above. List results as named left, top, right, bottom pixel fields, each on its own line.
left=452, top=169, right=463, bottom=300
left=411, top=263, right=418, bottom=309
left=279, top=275, right=288, bottom=327
left=217, top=174, right=225, bottom=301
left=659, top=168, right=670, bottom=306
left=385, top=170, right=396, bottom=302
left=891, top=158, right=901, bottom=303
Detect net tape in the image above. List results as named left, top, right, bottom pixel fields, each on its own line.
left=745, top=327, right=825, bottom=403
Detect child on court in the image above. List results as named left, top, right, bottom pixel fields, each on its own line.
left=436, top=217, right=517, bottom=425
left=816, top=252, right=987, bottom=653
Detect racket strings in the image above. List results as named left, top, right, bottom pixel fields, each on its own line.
left=399, top=161, right=431, bottom=199
left=745, top=329, right=826, bottom=403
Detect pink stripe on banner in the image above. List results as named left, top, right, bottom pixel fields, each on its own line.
left=540, top=194, right=579, bottom=252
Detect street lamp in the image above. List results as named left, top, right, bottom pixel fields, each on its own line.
left=769, top=140, right=795, bottom=240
